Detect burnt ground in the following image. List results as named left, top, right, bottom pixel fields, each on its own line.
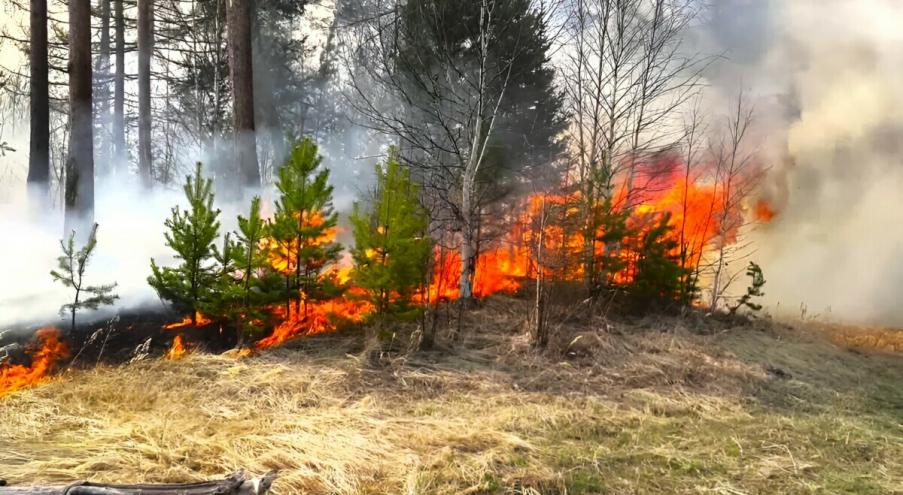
left=1, top=307, right=241, bottom=368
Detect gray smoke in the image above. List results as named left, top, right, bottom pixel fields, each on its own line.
left=696, top=0, right=903, bottom=324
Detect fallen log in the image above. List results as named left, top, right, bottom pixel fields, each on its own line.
left=0, top=471, right=275, bottom=495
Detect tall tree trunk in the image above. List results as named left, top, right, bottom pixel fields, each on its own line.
left=65, top=0, right=95, bottom=231
left=112, top=0, right=126, bottom=172
left=227, top=0, right=260, bottom=189
left=137, top=0, right=154, bottom=186
left=27, top=0, right=50, bottom=199
left=95, top=0, right=111, bottom=176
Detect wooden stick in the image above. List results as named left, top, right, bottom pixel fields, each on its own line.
left=0, top=471, right=276, bottom=495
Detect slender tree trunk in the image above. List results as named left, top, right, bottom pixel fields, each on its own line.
left=227, top=0, right=260, bottom=189
left=113, top=0, right=126, bottom=171
left=95, top=0, right=111, bottom=176
left=27, top=0, right=50, bottom=199
left=65, top=0, right=95, bottom=231
left=137, top=0, right=154, bottom=186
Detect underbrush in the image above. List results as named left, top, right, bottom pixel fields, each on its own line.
left=0, top=297, right=900, bottom=494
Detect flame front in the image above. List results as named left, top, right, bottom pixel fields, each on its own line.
left=161, top=154, right=764, bottom=352
left=163, top=312, right=213, bottom=330
left=0, top=327, right=69, bottom=397
left=166, top=334, right=187, bottom=360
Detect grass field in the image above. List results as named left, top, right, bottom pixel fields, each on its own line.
left=0, top=298, right=901, bottom=494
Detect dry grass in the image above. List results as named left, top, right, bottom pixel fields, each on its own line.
left=1, top=298, right=901, bottom=494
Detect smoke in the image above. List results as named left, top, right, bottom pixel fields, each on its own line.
left=0, top=144, right=378, bottom=331
left=696, top=0, right=903, bottom=324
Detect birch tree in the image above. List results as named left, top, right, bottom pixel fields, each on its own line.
left=560, top=0, right=706, bottom=295
left=348, top=0, right=565, bottom=302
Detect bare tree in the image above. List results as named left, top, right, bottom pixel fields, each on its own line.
left=94, top=0, right=112, bottom=176
left=559, top=0, right=707, bottom=295
left=137, top=0, right=154, bottom=186
left=708, top=91, right=760, bottom=311
left=27, top=0, right=50, bottom=198
left=112, top=0, right=126, bottom=171
left=346, top=0, right=563, bottom=302
left=227, top=0, right=259, bottom=189
left=65, top=0, right=96, bottom=231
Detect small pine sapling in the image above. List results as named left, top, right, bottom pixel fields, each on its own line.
left=350, top=148, right=432, bottom=321
left=629, top=214, right=689, bottom=310
left=148, top=162, right=221, bottom=325
left=269, top=138, right=343, bottom=316
left=50, top=223, right=119, bottom=332
left=208, top=197, right=282, bottom=347
left=730, top=261, right=766, bottom=315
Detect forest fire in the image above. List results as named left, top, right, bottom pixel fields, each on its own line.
left=166, top=334, right=188, bottom=360
left=421, top=154, right=760, bottom=302
left=0, top=327, right=69, bottom=397
left=163, top=312, right=213, bottom=330
left=145, top=153, right=765, bottom=354
left=255, top=294, right=372, bottom=349
left=755, top=200, right=777, bottom=222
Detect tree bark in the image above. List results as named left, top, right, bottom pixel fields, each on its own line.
left=137, top=0, right=154, bottom=186
left=94, top=0, right=111, bottom=176
left=228, top=0, right=260, bottom=189
left=27, top=0, right=50, bottom=198
left=112, top=0, right=126, bottom=172
left=65, top=0, right=95, bottom=231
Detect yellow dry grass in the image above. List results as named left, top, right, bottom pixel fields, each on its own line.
left=1, top=299, right=901, bottom=494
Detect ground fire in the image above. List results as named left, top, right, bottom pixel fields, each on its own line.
left=156, top=154, right=764, bottom=351
left=0, top=328, right=69, bottom=397
left=166, top=334, right=188, bottom=360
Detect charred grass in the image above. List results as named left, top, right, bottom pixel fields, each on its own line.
left=0, top=297, right=901, bottom=494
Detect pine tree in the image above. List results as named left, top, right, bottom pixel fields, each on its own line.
left=270, top=138, right=342, bottom=315
left=206, top=197, right=282, bottom=346
left=350, top=148, right=432, bottom=319
left=148, top=163, right=221, bottom=324
left=730, top=262, right=766, bottom=315
left=51, top=223, right=119, bottom=332
left=628, top=214, right=689, bottom=310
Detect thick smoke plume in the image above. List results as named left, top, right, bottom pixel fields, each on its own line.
left=699, top=0, right=903, bottom=324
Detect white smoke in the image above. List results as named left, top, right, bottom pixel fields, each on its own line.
left=696, top=0, right=903, bottom=324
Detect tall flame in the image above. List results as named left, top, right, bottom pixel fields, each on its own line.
left=159, top=154, right=764, bottom=353
left=0, top=327, right=69, bottom=397
left=166, top=334, right=188, bottom=360
left=163, top=312, right=213, bottom=330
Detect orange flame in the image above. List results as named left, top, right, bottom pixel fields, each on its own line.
left=0, top=327, right=69, bottom=397
left=755, top=200, right=777, bottom=222
left=163, top=312, right=213, bottom=330
left=238, top=154, right=757, bottom=350
left=255, top=291, right=373, bottom=349
left=421, top=153, right=755, bottom=300
left=166, top=334, right=188, bottom=360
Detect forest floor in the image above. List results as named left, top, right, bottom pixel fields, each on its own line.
left=0, top=297, right=901, bottom=494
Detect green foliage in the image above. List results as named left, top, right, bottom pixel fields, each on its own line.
left=148, top=162, right=221, bottom=322
left=50, top=223, right=119, bottom=331
left=730, top=262, right=766, bottom=314
left=627, top=214, right=690, bottom=310
left=589, top=197, right=632, bottom=291
left=270, top=137, right=343, bottom=310
left=350, top=148, right=432, bottom=320
left=395, top=0, right=566, bottom=193
left=205, top=197, right=285, bottom=343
